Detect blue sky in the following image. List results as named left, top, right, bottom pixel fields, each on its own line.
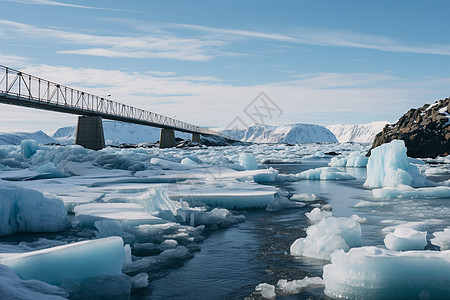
left=1, top=0, right=450, bottom=132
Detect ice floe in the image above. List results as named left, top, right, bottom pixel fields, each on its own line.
left=290, top=209, right=362, bottom=260
left=323, top=246, right=450, bottom=299
left=0, top=237, right=125, bottom=285
left=383, top=227, right=427, bottom=251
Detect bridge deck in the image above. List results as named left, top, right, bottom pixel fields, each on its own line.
left=0, top=65, right=222, bottom=137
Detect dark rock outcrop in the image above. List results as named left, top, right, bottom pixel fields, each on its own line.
left=368, top=98, right=450, bottom=158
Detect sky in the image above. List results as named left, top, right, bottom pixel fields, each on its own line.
left=0, top=0, right=450, bottom=133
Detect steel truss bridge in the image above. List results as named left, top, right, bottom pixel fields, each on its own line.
left=0, top=65, right=224, bottom=138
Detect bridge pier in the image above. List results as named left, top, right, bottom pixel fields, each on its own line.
left=75, top=116, right=105, bottom=150
left=192, top=133, right=201, bottom=143
left=160, top=128, right=175, bottom=148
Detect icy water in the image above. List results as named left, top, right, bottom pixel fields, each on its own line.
left=141, top=161, right=332, bottom=299
left=1, top=142, right=449, bottom=299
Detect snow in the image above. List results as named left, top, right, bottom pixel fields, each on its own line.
left=364, top=140, right=427, bottom=188
left=431, top=227, right=450, bottom=250
left=0, top=181, right=69, bottom=236
left=326, top=121, right=388, bottom=143
left=290, top=210, right=362, bottom=260
left=383, top=227, right=427, bottom=251
left=0, top=237, right=125, bottom=285
left=0, top=131, right=57, bottom=146
left=323, top=247, right=450, bottom=299
left=242, top=123, right=337, bottom=144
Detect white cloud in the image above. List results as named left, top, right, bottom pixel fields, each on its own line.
left=0, top=19, right=226, bottom=62
left=173, top=23, right=450, bottom=56
left=3, top=0, right=138, bottom=12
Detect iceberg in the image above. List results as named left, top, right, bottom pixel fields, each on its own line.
left=364, top=140, right=427, bottom=188
left=0, top=182, right=69, bottom=236
left=323, top=247, right=450, bottom=299
left=0, top=237, right=125, bottom=285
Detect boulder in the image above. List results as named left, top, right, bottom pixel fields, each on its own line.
left=368, top=98, right=449, bottom=158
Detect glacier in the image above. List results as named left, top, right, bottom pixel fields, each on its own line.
left=326, top=121, right=388, bottom=143
left=241, top=123, right=337, bottom=144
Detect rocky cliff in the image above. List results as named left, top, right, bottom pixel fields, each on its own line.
left=368, top=98, right=450, bottom=158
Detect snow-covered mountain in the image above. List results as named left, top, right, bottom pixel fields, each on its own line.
left=0, top=131, right=57, bottom=145
left=240, top=124, right=337, bottom=144
left=54, top=121, right=191, bottom=145
left=326, top=121, right=388, bottom=143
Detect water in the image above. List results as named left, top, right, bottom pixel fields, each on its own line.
left=136, top=159, right=450, bottom=299
left=138, top=162, right=332, bottom=299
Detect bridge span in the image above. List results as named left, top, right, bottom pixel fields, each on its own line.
left=0, top=65, right=225, bottom=149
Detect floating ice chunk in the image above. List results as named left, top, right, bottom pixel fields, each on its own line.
left=365, top=140, right=427, bottom=188
left=384, top=227, right=427, bottom=251
left=132, top=186, right=177, bottom=215
left=277, top=277, right=324, bottom=295
left=350, top=214, right=367, bottom=223
left=74, top=203, right=168, bottom=227
left=130, top=273, right=148, bottom=290
left=255, top=283, right=276, bottom=299
left=0, top=264, right=67, bottom=299
left=0, top=182, right=69, bottom=236
left=329, top=152, right=368, bottom=168
left=21, top=140, right=40, bottom=158
left=253, top=168, right=277, bottom=183
left=266, top=196, right=306, bottom=211
left=0, top=237, right=125, bottom=285
left=296, top=167, right=356, bottom=180
left=180, top=157, right=198, bottom=165
left=305, top=208, right=332, bottom=223
left=323, top=246, right=450, bottom=299
left=291, top=216, right=362, bottom=260
left=372, top=184, right=450, bottom=199
left=189, top=208, right=245, bottom=227
left=150, top=158, right=192, bottom=170
left=290, top=193, right=317, bottom=202
left=431, top=228, right=450, bottom=250
left=239, top=152, right=257, bottom=170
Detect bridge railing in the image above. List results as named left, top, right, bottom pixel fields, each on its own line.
left=0, top=65, right=224, bottom=137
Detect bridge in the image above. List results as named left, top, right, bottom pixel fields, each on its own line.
left=0, top=65, right=226, bottom=150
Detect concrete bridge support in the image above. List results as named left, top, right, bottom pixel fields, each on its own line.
left=160, top=128, right=175, bottom=148
left=192, top=133, right=201, bottom=143
left=75, top=115, right=105, bottom=150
